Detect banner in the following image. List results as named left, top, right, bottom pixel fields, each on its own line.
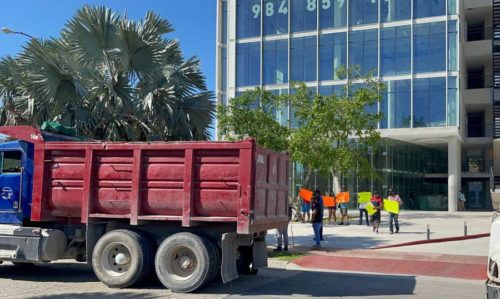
left=365, top=202, right=377, bottom=215
left=323, top=196, right=335, bottom=208
left=336, top=192, right=350, bottom=203
left=358, top=192, right=371, bottom=204
left=299, top=188, right=313, bottom=202
left=384, top=199, right=400, bottom=214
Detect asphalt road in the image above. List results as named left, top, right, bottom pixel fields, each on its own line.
left=0, top=261, right=486, bottom=299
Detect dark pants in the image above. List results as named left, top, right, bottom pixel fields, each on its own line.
left=389, top=213, right=399, bottom=232
left=359, top=209, right=369, bottom=225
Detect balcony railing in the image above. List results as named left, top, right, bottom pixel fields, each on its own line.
left=467, top=27, right=493, bottom=41
left=462, top=160, right=494, bottom=173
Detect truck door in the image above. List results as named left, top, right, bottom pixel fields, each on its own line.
left=0, top=151, right=23, bottom=224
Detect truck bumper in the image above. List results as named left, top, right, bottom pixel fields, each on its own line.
left=487, top=280, right=500, bottom=299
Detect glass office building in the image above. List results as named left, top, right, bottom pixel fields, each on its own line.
left=216, top=0, right=495, bottom=211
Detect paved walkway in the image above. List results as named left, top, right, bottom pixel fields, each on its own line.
left=267, top=210, right=493, bottom=280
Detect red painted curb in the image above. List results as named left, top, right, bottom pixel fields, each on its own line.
left=371, top=233, right=490, bottom=250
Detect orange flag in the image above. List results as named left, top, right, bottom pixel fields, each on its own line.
left=323, top=196, right=336, bottom=207
left=299, top=188, right=313, bottom=202
left=336, top=192, right=350, bottom=203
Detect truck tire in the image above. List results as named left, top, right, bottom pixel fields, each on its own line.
left=201, top=235, right=221, bottom=282
left=236, top=246, right=258, bottom=275
left=155, top=232, right=214, bottom=293
left=92, top=229, right=153, bottom=288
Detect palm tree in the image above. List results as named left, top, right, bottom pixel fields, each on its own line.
left=0, top=6, right=214, bottom=141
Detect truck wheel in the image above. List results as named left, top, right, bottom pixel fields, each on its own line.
left=236, top=246, right=258, bottom=275
left=155, top=233, right=214, bottom=293
left=201, top=235, right=221, bottom=282
left=92, top=229, right=152, bottom=288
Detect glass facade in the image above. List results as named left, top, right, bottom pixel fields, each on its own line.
left=229, top=0, right=460, bottom=130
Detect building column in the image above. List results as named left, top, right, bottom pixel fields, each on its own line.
left=448, top=136, right=461, bottom=212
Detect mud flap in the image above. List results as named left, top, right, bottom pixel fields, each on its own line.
left=221, top=232, right=254, bottom=283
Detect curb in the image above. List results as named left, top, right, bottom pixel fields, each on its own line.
left=371, top=233, right=490, bottom=249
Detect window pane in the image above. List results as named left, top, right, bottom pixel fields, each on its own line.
left=264, top=0, right=289, bottom=35
left=448, top=20, right=458, bottom=71
left=413, top=22, right=446, bottom=73
left=319, top=84, right=345, bottom=96
left=263, top=39, right=289, bottom=84
left=2, top=152, right=22, bottom=173
left=447, top=76, right=458, bottom=126
left=221, top=48, right=227, bottom=90
left=319, top=32, right=347, bottom=80
left=222, top=0, right=228, bottom=43
left=349, top=0, right=379, bottom=26
left=381, top=0, right=410, bottom=22
left=349, top=29, right=378, bottom=76
left=381, top=26, right=410, bottom=76
left=414, top=0, right=446, bottom=19
left=291, top=36, right=317, bottom=82
left=236, top=42, right=261, bottom=87
left=448, top=0, right=457, bottom=15
left=237, top=0, right=261, bottom=38
left=320, top=0, right=347, bottom=29
left=291, top=0, right=317, bottom=32
left=381, top=80, right=411, bottom=128
left=413, top=78, right=446, bottom=127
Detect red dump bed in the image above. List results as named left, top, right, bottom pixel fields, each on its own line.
left=0, top=127, right=289, bottom=234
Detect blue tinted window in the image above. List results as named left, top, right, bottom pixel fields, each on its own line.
left=320, top=0, right=347, bottom=29
left=349, top=0, right=378, bottom=26
left=413, top=77, right=446, bottom=127
left=349, top=29, right=378, bottom=76
left=264, top=0, right=289, bottom=35
left=236, top=42, right=261, bottom=87
left=291, top=36, right=317, bottom=82
left=448, top=0, right=457, bottom=15
left=269, top=89, right=289, bottom=126
left=414, top=0, right=446, bottom=19
left=319, top=32, right=347, bottom=80
left=381, top=80, right=411, bottom=128
left=291, top=0, right=317, bottom=32
left=413, top=22, right=446, bottom=73
left=448, top=20, right=458, bottom=71
left=221, top=48, right=227, bottom=90
left=447, top=76, right=458, bottom=126
left=319, top=85, right=345, bottom=96
left=263, top=39, right=289, bottom=84
left=381, top=26, right=410, bottom=76
left=381, top=0, right=410, bottom=22
left=222, top=0, right=228, bottom=43
left=237, top=0, right=261, bottom=38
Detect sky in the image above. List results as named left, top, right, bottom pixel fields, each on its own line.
left=0, top=0, right=217, bottom=138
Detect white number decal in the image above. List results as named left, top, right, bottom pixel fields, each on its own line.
left=266, top=2, right=274, bottom=16
left=307, top=0, right=317, bottom=11
left=278, top=0, right=288, bottom=14
left=252, top=4, right=261, bottom=19
left=322, top=0, right=331, bottom=9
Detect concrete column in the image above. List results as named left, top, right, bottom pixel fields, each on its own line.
left=448, top=136, right=460, bottom=212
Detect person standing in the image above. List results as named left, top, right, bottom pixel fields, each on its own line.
left=311, top=193, right=324, bottom=249
left=370, top=191, right=383, bottom=234
left=300, top=189, right=311, bottom=223
left=458, top=191, right=466, bottom=211
left=327, top=191, right=337, bottom=225
left=274, top=206, right=293, bottom=251
left=338, top=187, right=350, bottom=225
left=387, top=189, right=403, bottom=234
left=358, top=200, right=369, bottom=226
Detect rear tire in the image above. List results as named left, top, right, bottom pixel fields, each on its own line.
left=92, top=229, right=153, bottom=289
left=155, top=232, right=214, bottom=293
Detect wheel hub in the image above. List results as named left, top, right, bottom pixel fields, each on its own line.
left=115, top=253, right=129, bottom=265
left=179, top=256, right=193, bottom=269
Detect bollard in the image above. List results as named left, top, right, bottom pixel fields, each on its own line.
left=464, top=221, right=468, bottom=236
left=427, top=224, right=430, bottom=240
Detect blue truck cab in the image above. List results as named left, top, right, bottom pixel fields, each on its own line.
left=0, top=140, right=34, bottom=224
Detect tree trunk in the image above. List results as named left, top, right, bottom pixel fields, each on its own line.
left=331, top=169, right=341, bottom=195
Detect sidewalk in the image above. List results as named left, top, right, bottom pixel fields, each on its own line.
left=267, top=210, right=492, bottom=280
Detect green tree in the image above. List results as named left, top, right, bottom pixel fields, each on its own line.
left=217, top=69, right=383, bottom=193
left=0, top=6, right=214, bottom=141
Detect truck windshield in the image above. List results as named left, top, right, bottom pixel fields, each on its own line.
left=2, top=151, right=22, bottom=173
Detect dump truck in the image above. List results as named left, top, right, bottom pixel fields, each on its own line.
left=0, top=126, right=289, bottom=293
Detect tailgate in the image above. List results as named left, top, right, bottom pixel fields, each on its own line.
left=248, top=146, right=289, bottom=234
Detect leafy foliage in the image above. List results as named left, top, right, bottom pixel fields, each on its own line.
left=0, top=6, right=214, bottom=141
